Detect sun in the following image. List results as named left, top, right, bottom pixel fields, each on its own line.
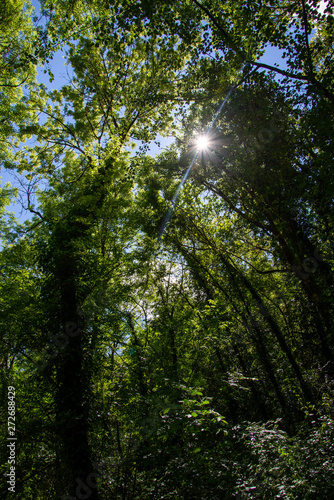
left=196, top=135, right=210, bottom=151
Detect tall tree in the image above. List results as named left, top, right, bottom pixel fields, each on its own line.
left=5, top=10, right=187, bottom=496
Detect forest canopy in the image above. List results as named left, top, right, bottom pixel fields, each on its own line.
left=1, top=0, right=334, bottom=498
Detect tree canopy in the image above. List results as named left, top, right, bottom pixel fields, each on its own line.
left=1, top=1, right=334, bottom=498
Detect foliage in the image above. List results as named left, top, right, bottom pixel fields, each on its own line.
left=233, top=413, right=334, bottom=499
left=0, top=0, right=334, bottom=498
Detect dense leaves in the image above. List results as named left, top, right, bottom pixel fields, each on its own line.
left=1, top=0, right=334, bottom=498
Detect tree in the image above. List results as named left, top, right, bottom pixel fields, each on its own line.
left=2, top=7, right=189, bottom=496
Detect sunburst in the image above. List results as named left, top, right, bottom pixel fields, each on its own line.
left=195, top=134, right=210, bottom=151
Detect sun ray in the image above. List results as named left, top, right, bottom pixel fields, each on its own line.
left=159, top=86, right=235, bottom=237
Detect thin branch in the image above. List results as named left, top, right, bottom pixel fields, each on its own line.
left=300, top=0, right=315, bottom=80
left=192, top=0, right=334, bottom=103
left=251, top=61, right=309, bottom=82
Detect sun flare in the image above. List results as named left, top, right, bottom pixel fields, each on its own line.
left=196, top=135, right=210, bottom=151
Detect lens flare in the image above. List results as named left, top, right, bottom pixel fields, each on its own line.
left=196, top=135, right=210, bottom=151
left=159, top=86, right=235, bottom=237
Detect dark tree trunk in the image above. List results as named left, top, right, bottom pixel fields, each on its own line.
left=53, top=236, right=99, bottom=500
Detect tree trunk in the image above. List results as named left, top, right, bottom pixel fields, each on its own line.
left=54, top=238, right=99, bottom=499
